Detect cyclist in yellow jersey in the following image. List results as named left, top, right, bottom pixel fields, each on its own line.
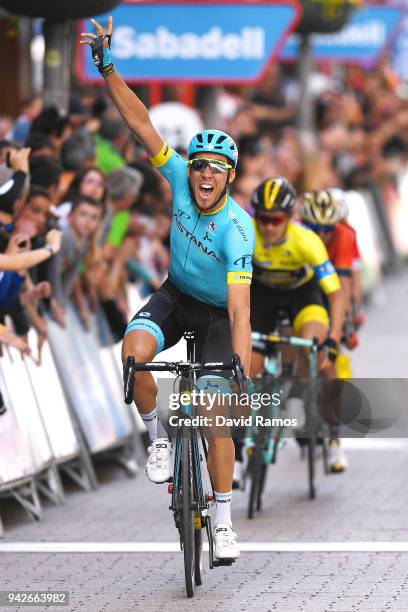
left=247, top=177, right=348, bottom=474
left=250, top=177, right=345, bottom=369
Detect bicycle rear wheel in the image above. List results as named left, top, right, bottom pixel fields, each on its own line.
left=256, top=461, right=268, bottom=511
left=247, top=443, right=263, bottom=519
left=181, top=434, right=194, bottom=597
left=322, top=436, right=330, bottom=475
left=192, top=435, right=203, bottom=586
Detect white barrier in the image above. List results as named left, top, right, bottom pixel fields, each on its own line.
left=0, top=362, right=38, bottom=484
left=24, top=330, right=79, bottom=463
left=46, top=306, right=135, bottom=454
left=394, top=171, right=408, bottom=257
left=0, top=304, right=143, bottom=536
left=347, top=190, right=384, bottom=293
left=1, top=346, right=53, bottom=473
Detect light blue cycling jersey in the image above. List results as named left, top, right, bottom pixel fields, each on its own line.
left=149, top=143, right=254, bottom=308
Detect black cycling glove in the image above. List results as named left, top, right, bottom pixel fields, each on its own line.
left=319, top=337, right=338, bottom=363
left=90, top=35, right=112, bottom=73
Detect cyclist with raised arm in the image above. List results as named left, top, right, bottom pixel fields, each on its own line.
left=81, top=17, right=254, bottom=560
left=247, top=177, right=347, bottom=472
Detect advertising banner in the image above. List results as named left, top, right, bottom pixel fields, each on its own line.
left=281, top=5, right=403, bottom=64
left=0, top=363, right=37, bottom=485
left=79, top=0, right=300, bottom=83
left=346, top=190, right=383, bottom=292
left=24, top=330, right=79, bottom=463
left=391, top=12, right=408, bottom=80
left=0, top=347, right=52, bottom=472
left=47, top=307, right=134, bottom=454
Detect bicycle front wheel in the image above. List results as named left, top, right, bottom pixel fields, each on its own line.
left=307, top=435, right=316, bottom=500
left=181, top=434, right=195, bottom=597
left=194, top=525, right=203, bottom=585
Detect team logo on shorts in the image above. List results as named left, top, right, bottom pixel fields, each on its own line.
left=139, top=312, right=151, bottom=317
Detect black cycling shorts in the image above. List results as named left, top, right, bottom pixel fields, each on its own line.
left=250, top=276, right=330, bottom=337
left=126, top=277, right=233, bottom=376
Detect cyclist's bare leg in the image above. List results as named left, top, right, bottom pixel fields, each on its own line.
left=296, top=322, right=342, bottom=440
left=121, top=330, right=157, bottom=414
left=297, top=321, right=327, bottom=377
left=249, top=350, right=263, bottom=377
left=123, top=330, right=172, bottom=482
left=207, top=437, right=235, bottom=492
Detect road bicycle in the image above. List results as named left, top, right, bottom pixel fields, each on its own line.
left=123, top=331, right=244, bottom=598
left=245, top=330, right=329, bottom=516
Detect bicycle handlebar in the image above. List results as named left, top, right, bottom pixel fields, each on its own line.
left=252, top=331, right=319, bottom=350
left=123, top=353, right=245, bottom=404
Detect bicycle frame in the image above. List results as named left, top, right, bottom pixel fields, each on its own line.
left=250, top=330, right=319, bottom=443
left=123, top=338, right=243, bottom=597
left=246, top=331, right=320, bottom=516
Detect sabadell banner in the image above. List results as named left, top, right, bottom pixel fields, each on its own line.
left=281, top=5, right=403, bottom=64
left=79, top=0, right=301, bottom=83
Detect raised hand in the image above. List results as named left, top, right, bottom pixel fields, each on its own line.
left=6, top=233, right=30, bottom=255
left=9, top=147, right=31, bottom=174
left=80, top=16, right=113, bottom=73
left=45, top=229, right=62, bottom=254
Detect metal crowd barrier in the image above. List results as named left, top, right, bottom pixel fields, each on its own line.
left=0, top=306, right=143, bottom=538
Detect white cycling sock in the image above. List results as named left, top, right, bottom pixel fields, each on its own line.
left=157, top=412, right=168, bottom=439
left=214, top=490, right=232, bottom=526
left=140, top=408, right=158, bottom=442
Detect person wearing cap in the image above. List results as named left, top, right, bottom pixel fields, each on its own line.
left=81, top=16, right=255, bottom=560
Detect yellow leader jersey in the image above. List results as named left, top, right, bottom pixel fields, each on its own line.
left=252, top=220, right=340, bottom=294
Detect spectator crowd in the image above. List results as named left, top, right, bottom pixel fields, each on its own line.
left=0, top=57, right=406, bottom=368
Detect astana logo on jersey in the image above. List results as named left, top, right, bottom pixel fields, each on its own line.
left=174, top=209, right=219, bottom=260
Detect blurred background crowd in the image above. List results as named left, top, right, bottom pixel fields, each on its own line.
left=0, top=54, right=407, bottom=361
